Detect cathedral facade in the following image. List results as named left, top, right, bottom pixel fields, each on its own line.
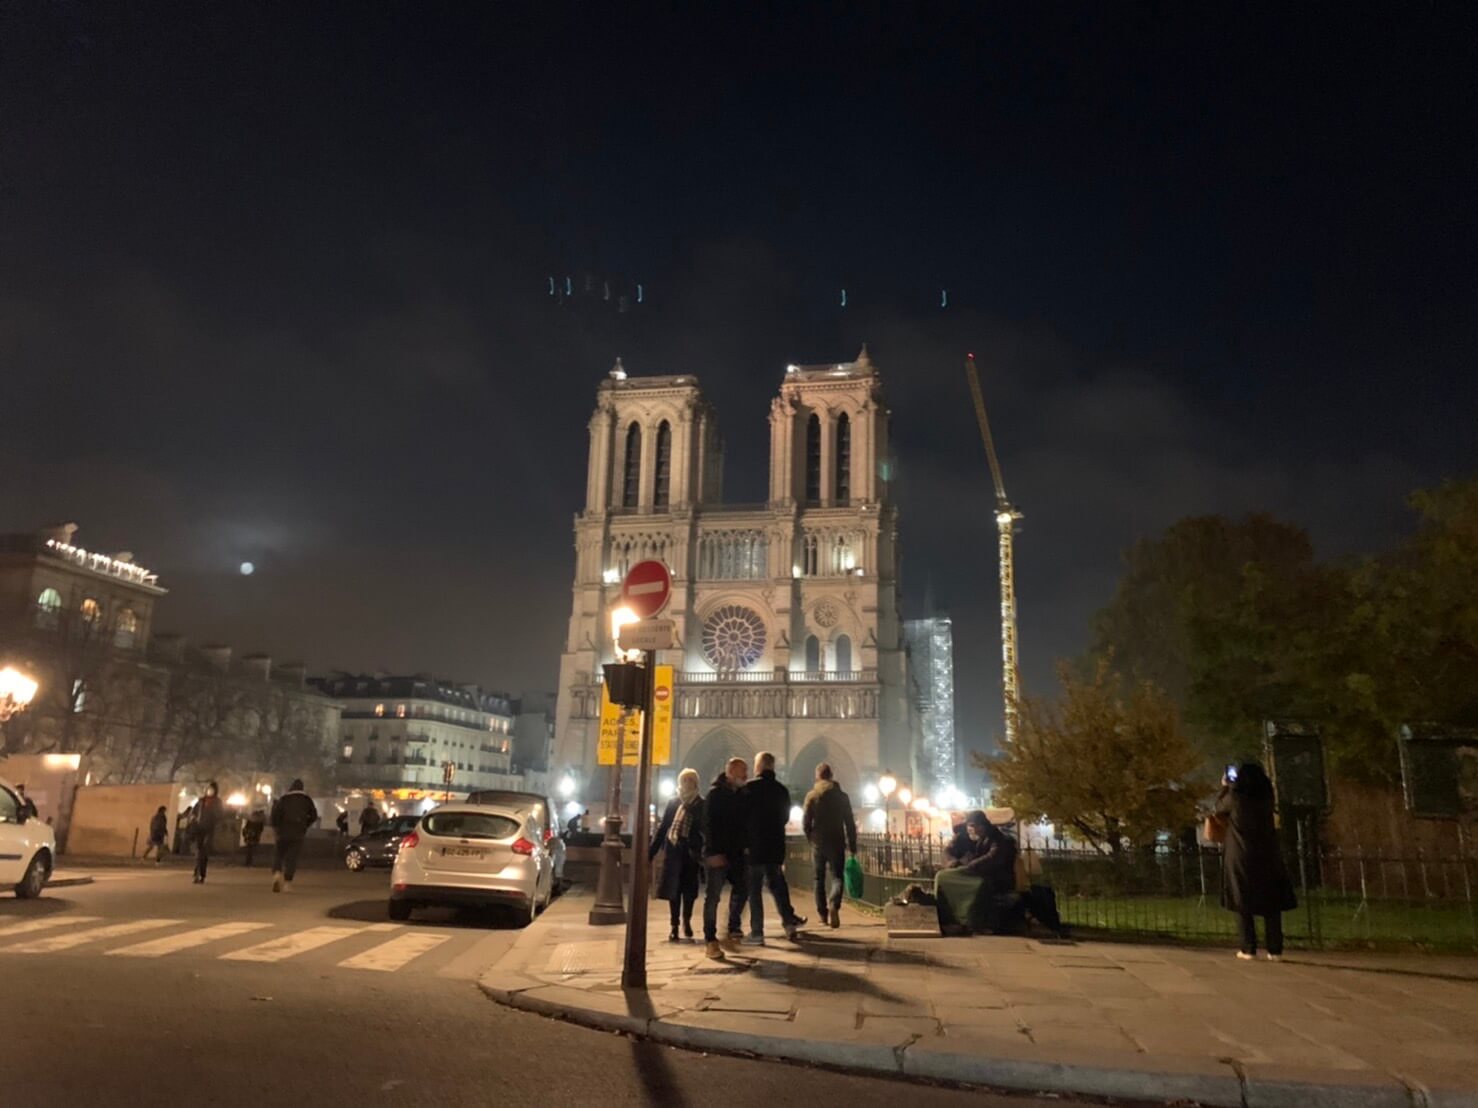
left=551, top=349, right=917, bottom=807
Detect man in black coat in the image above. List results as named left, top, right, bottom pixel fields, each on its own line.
left=270, top=779, right=319, bottom=892
left=801, top=762, right=858, bottom=928
left=742, top=752, right=806, bottom=944
left=1215, top=763, right=1297, bottom=960
left=701, top=757, right=750, bottom=960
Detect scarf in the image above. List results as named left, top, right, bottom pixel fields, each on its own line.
left=669, top=796, right=699, bottom=846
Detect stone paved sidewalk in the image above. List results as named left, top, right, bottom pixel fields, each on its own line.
left=481, top=891, right=1478, bottom=1107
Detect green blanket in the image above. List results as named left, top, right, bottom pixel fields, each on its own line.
left=934, top=867, right=996, bottom=931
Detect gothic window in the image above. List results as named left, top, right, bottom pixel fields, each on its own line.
left=80, top=597, right=102, bottom=625
left=835, top=413, right=851, bottom=503
left=654, top=421, right=672, bottom=508
left=834, top=634, right=853, bottom=674
left=623, top=422, right=642, bottom=507
left=805, top=413, right=821, bottom=505
left=802, top=533, right=819, bottom=576
left=35, top=587, right=62, bottom=629
left=701, top=605, right=767, bottom=671
left=830, top=535, right=854, bottom=575
left=804, top=635, right=820, bottom=673
left=114, top=608, right=139, bottom=649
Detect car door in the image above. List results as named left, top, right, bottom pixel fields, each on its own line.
left=0, top=785, right=29, bottom=883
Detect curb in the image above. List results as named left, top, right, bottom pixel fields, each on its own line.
left=479, top=974, right=1465, bottom=1108
left=47, top=874, right=95, bottom=888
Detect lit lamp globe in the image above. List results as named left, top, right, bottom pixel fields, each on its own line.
left=0, top=665, right=39, bottom=722
left=912, top=796, right=931, bottom=812
left=862, top=782, right=880, bottom=805
left=897, top=787, right=912, bottom=808
left=878, top=774, right=897, bottom=800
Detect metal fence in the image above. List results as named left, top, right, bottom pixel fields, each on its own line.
left=785, top=832, right=1478, bottom=951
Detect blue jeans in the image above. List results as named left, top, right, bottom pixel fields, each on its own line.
left=703, top=858, right=747, bottom=942
left=813, top=847, right=845, bottom=919
left=747, top=861, right=799, bottom=936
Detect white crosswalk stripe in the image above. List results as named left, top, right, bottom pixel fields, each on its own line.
left=0, top=915, right=101, bottom=937
left=337, top=931, right=450, bottom=972
left=0, top=918, right=182, bottom=953
left=107, top=921, right=272, bottom=958
left=219, top=925, right=366, bottom=963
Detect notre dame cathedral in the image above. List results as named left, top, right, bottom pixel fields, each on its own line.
left=551, top=348, right=925, bottom=811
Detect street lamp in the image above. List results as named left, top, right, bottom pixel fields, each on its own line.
left=558, top=775, right=576, bottom=799
left=898, top=787, right=912, bottom=808
left=877, top=772, right=898, bottom=871
left=862, top=782, right=880, bottom=805
left=0, top=665, right=38, bottom=722
left=611, top=606, right=639, bottom=661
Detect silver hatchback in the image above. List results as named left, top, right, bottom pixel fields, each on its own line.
left=389, top=803, right=554, bottom=927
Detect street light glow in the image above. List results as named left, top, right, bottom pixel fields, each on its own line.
left=878, top=774, right=897, bottom=798
left=898, top=787, right=912, bottom=807
left=659, top=777, right=676, bottom=800
left=862, top=782, right=880, bottom=804
left=558, top=775, right=576, bottom=798
left=0, top=665, right=39, bottom=720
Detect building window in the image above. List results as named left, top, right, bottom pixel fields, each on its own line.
left=835, top=413, right=851, bottom=503
left=114, top=608, right=139, bottom=649
left=341, top=744, right=353, bottom=761
left=654, top=421, right=672, bottom=508
left=374, top=703, right=385, bottom=717
left=35, top=587, right=62, bottom=629
left=80, top=597, right=102, bottom=625
left=834, top=634, right=853, bottom=674
left=396, top=703, right=407, bottom=718
left=623, top=422, right=642, bottom=507
left=805, top=413, right=821, bottom=505
left=804, top=635, right=820, bottom=672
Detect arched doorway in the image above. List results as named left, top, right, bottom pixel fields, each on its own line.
left=788, top=737, right=860, bottom=796
left=679, top=727, right=756, bottom=788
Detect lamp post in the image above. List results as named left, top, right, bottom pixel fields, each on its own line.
left=878, top=772, right=897, bottom=873
left=0, top=665, right=38, bottom=723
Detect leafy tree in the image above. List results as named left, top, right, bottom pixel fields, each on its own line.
left=980, top=660, right=1207, bottom=853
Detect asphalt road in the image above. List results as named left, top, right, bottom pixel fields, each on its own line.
left=1, top=862, right=1104, bottom=1107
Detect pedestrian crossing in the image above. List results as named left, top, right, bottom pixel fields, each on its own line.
left=0, top=913, right=474, bottom=974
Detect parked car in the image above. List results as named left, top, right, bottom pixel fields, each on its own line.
left=464, top=789, right=566, bottom=887
left=389, top=802, right=555, bottom=926
left=0, top=777, right=54, bottom=898
left=344, top=814, right=422, bottom=872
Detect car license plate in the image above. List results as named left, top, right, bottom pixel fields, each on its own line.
left=444, top=846, right=484, bottom=858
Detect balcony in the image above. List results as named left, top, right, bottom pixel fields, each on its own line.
left=676, top=669, right=876, bottom=685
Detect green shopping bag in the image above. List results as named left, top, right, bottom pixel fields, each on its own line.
left=844, top=854, right=865, bottom=900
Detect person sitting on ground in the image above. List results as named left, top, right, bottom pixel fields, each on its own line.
left=934, top=810, right=1018, bottom=935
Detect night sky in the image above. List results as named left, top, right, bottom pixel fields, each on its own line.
left=3, top=4, right=1475, bottom=767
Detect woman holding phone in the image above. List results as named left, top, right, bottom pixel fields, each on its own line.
left=1215, top=763, right=1297, bottom=960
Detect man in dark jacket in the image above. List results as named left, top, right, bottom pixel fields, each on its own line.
left=700, top=757, right=749, bottom=960
left=741, top=752, right=806, bottom=944
left=359, top=805, right=381, bottom=835
left=801, top=763, right=858, bottom=929
left=270, top=779, right=319, bottom=892
left=242, top=808, right=267, bottom=867
left=142, top=805, right=170, bottom=864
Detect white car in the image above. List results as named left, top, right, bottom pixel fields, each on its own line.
left=389, top=802, right=554, bottom=927
left=0, top=777, right=54, bottom=898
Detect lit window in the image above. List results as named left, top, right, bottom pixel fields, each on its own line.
left=342, top=744, right=353, bottom=760
left=396, top=704, right=407, bottom=718
left=35, top=587, right=62, bottom=628
left=374, top=703, right=385, bottom=717
left=114, top=608, right=139, bottom=649
left=80, top=597, right=102, bottom=624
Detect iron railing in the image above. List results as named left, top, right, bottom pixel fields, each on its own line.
left=784, top=833, right=1478, bottom=951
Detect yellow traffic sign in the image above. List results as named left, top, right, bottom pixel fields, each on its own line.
left=596, top=665, right=674, bottom=766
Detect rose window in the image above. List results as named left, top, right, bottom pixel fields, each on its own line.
left=702, top=605, right=767, bottom=670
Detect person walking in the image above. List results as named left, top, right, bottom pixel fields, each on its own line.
left=801, top=762, right=858, bottom=929
left=192, top=783, right=222, bottom=884
left=335, top=809, right=349, bottom=838
left=1215, top=763, right=1297, bottom=961
left=701, top=757, right=750, bottom=960
left=649, top=768, right=704, bottom=942
left=141, top=806, right=170, bottom=863
left=270, top=779, right=319, bottom=893
left=741, top=751, right=806, bottom=945
left=359, top=804, right=381, bottom=835
left=242, top=808, right=267, bottom=867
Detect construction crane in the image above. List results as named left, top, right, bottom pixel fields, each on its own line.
left=964, top=354, right=1023, bottom=744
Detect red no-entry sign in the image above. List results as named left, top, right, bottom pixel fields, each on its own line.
left=621, top=559, right=672, bottom=619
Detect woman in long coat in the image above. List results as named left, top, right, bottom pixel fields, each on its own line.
left=1215, top=763, right=1297, bottom=960
left=650, top=768, right=705, bottom=942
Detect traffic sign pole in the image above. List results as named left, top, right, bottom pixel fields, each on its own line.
left=622, top=650, right=658, bottom=988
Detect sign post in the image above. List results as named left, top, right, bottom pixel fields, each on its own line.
left=616, top=560, right=671, bottom=990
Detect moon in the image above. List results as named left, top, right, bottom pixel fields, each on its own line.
left=239, top=561, right=255, bottom=576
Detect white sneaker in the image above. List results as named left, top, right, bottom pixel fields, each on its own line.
left=1236, top=951, right=1255, bottom=961
left=1265, top=954, right=1282, bottom=962
left=282, top=881, right=292, bottom=893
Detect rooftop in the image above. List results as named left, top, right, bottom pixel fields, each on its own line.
left=0, top=525, right=165, bottom=594
left=783, top=345, right=877, bottom=382
left=310, top=672, right=513, bottom=716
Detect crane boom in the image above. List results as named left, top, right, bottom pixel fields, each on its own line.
left=965, top=355, right=1010, bottom=509
left=964, top=354, right=1022, bottom=745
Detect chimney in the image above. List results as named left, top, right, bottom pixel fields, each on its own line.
left=276, top=662, right=306, bottom=687
left=201, top=644, right=232, bottom=671
left=242, top=653, right=272, bottom=680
